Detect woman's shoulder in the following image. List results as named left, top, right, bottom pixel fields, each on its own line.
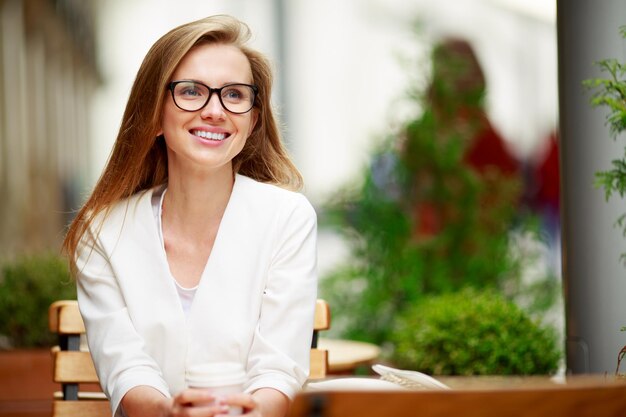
left=235, top=174, right=316, bottom=216
left=91, top=187, right=157, bottom=231
left=236, top=174, right=306, bottom=201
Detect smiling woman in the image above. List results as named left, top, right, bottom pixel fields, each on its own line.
left=62, top=15, right=318, bottom=417
left=160, top=43, right=258, bottom=181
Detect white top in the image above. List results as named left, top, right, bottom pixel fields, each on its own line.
left=173, top=281, right=197, bottom=316
left=76, top=174, right=318, bottom=417
left=152, top=187, right=198, bottom=316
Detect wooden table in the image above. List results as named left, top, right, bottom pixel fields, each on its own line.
left=318, top=338, right=381, bottom=373
left=291, top=374, right=626, bottom=417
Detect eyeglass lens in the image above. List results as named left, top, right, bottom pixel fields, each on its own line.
left=171, top=81, right=255, bottom=114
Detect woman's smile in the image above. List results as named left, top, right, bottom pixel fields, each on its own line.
left=190, top=129, right=230, bottom=141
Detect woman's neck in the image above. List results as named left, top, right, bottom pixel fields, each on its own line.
left=159, top=166, right=235, bottom=288
left=162, top=167, right=235, bottom=238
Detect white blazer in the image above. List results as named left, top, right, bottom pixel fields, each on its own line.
left=75, top=174, right=318, bottom=417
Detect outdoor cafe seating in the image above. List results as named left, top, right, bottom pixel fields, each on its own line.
left=49, top=299, right=626, bottom=417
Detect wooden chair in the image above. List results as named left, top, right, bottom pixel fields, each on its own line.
left=310, top=299, right=331, bottom=380
left=287, top=382, right=626, bottom=417
left=48, top=300, right=109, bottom=417
left=49, top=298, right=331, bottom=416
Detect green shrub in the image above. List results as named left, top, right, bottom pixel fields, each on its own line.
left=0, top=253, right=76, bottom=348
left=390, top=288, right=561, bottom=375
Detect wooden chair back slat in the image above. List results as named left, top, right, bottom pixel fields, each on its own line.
left=54, top=351, right=100, bottom=383
left=313, top=299, right=331, bottom=331
left=52, top=400, right=111, bottom=417
left=309, top=349, right=329, bottom=380
left=49, top=300, right=77, bottom=332
left=58, top=303, right=85, bottom=334
left=54, top=391, right=107, bottom=400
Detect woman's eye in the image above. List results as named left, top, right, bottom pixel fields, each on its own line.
left=223, top=88, right=243, bottom=101
left=180, top=88, right=201, bottom=97
left=175, top=82, right=206, bottom=99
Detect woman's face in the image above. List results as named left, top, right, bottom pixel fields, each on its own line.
left=161, top=43, right=258, bottom=178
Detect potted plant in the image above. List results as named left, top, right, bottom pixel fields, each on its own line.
left=0, top=252, right=76, bottom=410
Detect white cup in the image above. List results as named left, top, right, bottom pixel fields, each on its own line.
left=185, top=362, right=246, bottom=415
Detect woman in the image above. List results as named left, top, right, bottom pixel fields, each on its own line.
left=63, top=15, right=318, bottom=417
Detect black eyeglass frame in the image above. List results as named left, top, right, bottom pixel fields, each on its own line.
left=168, top=80, right=259, bottom=114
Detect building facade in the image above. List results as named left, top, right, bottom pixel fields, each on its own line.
left=0, top=0, right=98, bottom=255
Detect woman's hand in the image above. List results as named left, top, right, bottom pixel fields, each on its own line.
left=175, top=387, right=287, bottom=417
left=170, top=388, right=231, bottom=417
left=220, top=392, right=261, bottom=416
left=122, top=386, right=287, bottom=417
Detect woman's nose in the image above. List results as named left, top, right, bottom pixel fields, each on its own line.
left=200, top=94, right=225, bottom=119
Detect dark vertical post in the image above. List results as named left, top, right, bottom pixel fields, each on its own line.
left=557, top=0, right=626, bottom=373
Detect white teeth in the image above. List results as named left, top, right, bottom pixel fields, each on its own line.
left=192, top=130, right=227, bottom=141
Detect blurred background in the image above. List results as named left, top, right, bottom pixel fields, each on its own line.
left=0, top=0, right=572, bottom=408
left=0, top=0, right=559, bottom=257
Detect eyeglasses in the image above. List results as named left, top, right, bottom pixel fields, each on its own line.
left=168, top=80, right=258, bottom=114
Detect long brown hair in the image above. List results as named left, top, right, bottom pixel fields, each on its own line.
left=63, top=15, right=302, bottom=264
